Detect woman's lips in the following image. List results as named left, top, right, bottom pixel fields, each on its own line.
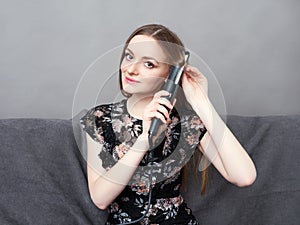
left=124, top=76, right=140, bottom=84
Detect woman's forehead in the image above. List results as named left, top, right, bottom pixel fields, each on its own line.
left=127, top=35, right=168, bottom=63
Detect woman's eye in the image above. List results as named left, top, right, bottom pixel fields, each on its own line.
left=125, top=52, right=133, bottom=61
left=145, top=61, right=154, bottom=68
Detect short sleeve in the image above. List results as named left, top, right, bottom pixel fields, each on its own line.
left=180, top=113, right=207, bottom=148
left=80, top=106, right=105, bottom=145
left=79, top=104, right=119, bottom=171
left=147, top=110, right=207, bottom=180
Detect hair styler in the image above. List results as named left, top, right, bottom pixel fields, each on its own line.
left=148, top=51, right=190, bottom=137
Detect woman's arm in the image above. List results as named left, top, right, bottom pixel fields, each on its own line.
left=197, top=102, right=257, bottom=186
left=182, top=66, right=257, bottom=186
left=86, top=133, right=149, bottom=210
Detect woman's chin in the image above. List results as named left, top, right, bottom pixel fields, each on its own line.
left=123, top=86, right=162, bottom=97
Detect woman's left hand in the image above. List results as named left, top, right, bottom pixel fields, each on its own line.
left=181, top=65, right=208, bottom=106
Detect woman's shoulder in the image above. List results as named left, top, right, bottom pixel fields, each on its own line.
left=83, top=99, right=127, bottom=119
left=170, top=107, right=202, bottom=123
left=80, top=99, right=126, bottom=130
left=170, top=107, right=207, bottom=142
left=79, top=100, right=127, bottom=144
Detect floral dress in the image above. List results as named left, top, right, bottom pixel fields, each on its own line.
left=80, top=99, right=207, bottom=225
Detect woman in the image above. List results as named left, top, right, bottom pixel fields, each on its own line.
left=80, top=24, right=257, bottom=225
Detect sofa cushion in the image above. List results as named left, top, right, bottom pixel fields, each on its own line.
left=0, top=114, right=299, bottom=225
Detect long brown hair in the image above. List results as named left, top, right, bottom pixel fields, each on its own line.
left=119, top=24, right=209, bottom=194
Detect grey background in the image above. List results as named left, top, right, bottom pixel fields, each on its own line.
left=1, top=0, right=299, bottom=119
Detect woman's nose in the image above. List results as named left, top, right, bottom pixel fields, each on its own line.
left=126, top=62, right=139, bottom=76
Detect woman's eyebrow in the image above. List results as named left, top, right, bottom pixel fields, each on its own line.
left=126, top=48, right=159, bottom=63
left=125, top=48, right=134, bottom=55
left=142, top=56, right=159, bottom=64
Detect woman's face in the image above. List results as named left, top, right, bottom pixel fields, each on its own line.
left=120, top=35, right=170, bottom=96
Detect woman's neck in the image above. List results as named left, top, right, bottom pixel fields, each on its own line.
left=126, top=94, right=153, bottom=120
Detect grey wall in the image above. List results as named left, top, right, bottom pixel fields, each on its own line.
left=1, top=0, right=299, bottom=119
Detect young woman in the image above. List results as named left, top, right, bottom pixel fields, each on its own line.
left=80, top=24, right=257, bottom=225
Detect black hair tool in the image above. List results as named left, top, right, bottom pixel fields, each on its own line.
left=148, top=51, right=190, bottom=137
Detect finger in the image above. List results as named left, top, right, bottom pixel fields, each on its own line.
left=181, top=72, right=194, bottom=84
left=156, top=104, right=170, bottom=120
left=172, top=98, right=177, bottom=106
left=157, top=98, right=173, bottom=110
left=154, top=90, right=170, bottom=99
left=146, top=111, right=167, bottom=124
left=147, top=101, right=170, bottom=119
left=185, top=65, right=203, bottom=77
left=154, top=111, right=167, bottom=124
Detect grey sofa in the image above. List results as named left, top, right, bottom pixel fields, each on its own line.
left=0, top=113, right=299, bottom=225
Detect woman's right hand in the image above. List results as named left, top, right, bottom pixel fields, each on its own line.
left=142, top=90, right=174, bottom=136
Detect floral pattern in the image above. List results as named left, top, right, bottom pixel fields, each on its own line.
left=80, top=99, right=207, bottom=225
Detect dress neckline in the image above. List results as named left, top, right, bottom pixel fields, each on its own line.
left=122, top=98, right=143, bottom=121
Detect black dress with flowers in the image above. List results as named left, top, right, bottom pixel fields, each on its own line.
left=80, top=99, right=207, bottom=225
